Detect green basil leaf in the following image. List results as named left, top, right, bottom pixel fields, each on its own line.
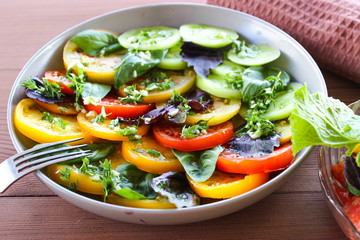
left=113, top=188, right=147, bottom=200
left=241, top=66, right=271, bottom=102
left=151, top=172, right=200, bottom=208
left=81, top=82, right=111, bottom=99
left=60, top=143, right=116, bottom=165
left=115, top=163, right=158, bottom=199
left=241, top=66, right=290, bottom=103
left=172, top=145, right=224, bottom=182
left=70, top=29, right=121, bottom=57
left=290, top=87, right=360, bottom=157
left=113, top=49, right=168, bottom=90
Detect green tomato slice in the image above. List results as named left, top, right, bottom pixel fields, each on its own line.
left=196, top=74, right=242, bottom=99
left=179, top=24, right=238, bottom=48
left=239, top=82, right=303, bottom=121
left=228, top=44, right=280, bottom=66
left=211, top=60, right=245, bottom=77
left=118, top=26, right=181, bottom=50
left=157, top=41, right=187, bottom=70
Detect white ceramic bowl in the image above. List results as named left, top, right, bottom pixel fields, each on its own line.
left=7, top=3, right=327, bottom=225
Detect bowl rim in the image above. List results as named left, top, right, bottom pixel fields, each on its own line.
left=6, top=2, right=324, bottom=219
left=318, top=146, right=360, bottom=237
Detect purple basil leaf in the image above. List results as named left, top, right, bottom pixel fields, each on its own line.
left=183, top=90, right=214, bottom=112
left=151, top=172, right=200, bottom=208
left=228, top=133, right=281, bottom=158
left=142, top=107, right=169, bottom=124
left=344, top=155, right=360, bottom=196
left=181, top=41, right=223, bottom=78
left=166, top=105, right=187, bottom=124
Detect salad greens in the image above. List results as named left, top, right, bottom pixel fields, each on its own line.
left=290, top=87, right=360, bottom=165
left=173, top=146, right=224, bottom=182
left=71, top=29, right=123, bottom=57
left=113, top=49, right=168, bottom=90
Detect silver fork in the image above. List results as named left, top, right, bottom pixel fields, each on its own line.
left=0, top=138, right=92, bottom=193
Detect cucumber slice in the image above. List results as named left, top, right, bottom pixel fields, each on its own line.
left=179, top=24, right=238, bottom=48
left=157, top=41, right=187, bottom=70
left=196, top=74, right=242, bottom=99
left=211, top=60, right=245, bottom=77
left=239, top=82, right=303, bottom=121
left=118, top=26, right=181, bottom=50
left=228, top=43, right=280, bottom=66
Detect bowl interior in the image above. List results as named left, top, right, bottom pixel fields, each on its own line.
left=7, top=3, right=327, bottom=224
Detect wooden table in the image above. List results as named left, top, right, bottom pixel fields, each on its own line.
left=0, top=0, right=358, bottom=239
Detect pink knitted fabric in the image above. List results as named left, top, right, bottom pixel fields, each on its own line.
left=207, top=0, right=360, bottom=83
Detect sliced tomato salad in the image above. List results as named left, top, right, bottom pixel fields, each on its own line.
left=84, top=97, right=155, bottom=118
left=14, top=24, right=304, bottom=209
left=153, top=121, right=234, bottom=152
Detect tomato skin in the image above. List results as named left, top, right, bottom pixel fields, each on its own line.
left=187, top=169, right=269, bottom=199
left=47, top=164, right=103, bottom=195
left=84, top=97, right=155, bottom=119
left=45, top=70, right=75, bottom=95
left=331, top=160, right=346, bottom=187
left=217, top=142, right=293, bottom=174
left=122, top=135, right=184, bottom=174
left=344, top=196, right=360, bottom=230
left=14, top=98, right=97, bottom=145
left=153, top=121, right=233, bottom=152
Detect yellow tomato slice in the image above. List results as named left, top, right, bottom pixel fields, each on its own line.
left=275, top=119, right=292, bottom=144
left=106, top=143, right=129, bottom=169
left=63, top=39, right=124, bottom=85
left=187, top=169, right=269, bottom=199
left=46, top=164, right=103, bottom=195
left=122, top=135, right=184, bottom=174
left=185, top=96, right=241, bottom=126
left=118, top=69, right=196, bottom=103
left=77, top=112, right=149, bottom=141
left=35, top=100, right=78, bottom=115
left=107, top=194, right=176, bottom=209
left=14, top=98, right=97, bottom=145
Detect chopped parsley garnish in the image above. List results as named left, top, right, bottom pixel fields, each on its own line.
left=66, top=68, right=87, bottom=109
left=232, top=40, right=258, bottom=58
left=91, top=107, right=110, bottom=124
left=131, top=148, right=164, bottom=158
left=22, top=77, right=64, bottom=100
left=41, top=112, right=68, bottom=131
left=181, top=119, right=209, bottom=138
left=59, top=166, right=78, bottom=191
left=109, top=118, right=140, bottom=141
left=170, top=90, right=192, bottom=114
left=119, top=85, right=147, bottom=104
left=240, top=72, right=284, bottom=138
left=142, top=72, right=174, bottom=91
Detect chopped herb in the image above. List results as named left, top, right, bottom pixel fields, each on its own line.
left=98, top=159, right=117, bottom=201
left=119, top=85, right=148, bottom=104
left=142, top=72, right=174, bottom=91
left=131, top=148, right=164, bottom=158
left=22, top=77, right=64, bottom=100
left=170, top=90, right=191, bottom=114
left=232, top=40, right=258, bottom=58
left=59, top=166, right=78, bottom=191
left=66, top=68, right=87, bottom=109
left=41, top=112, right=68, bottom=132
left=91, top=107, right=110, bottom=124
left=224, top=72, right=243, bottom=90
left=239, top=71, right=284, bottom=138
left=181, top=119, right=209, bottom=138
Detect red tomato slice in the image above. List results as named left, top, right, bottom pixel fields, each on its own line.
left=332, top=183, right=351, bottom=205
left=344, top=196, right=360, bottom=231
left=84, top=97, right=155, bottom=119
left=45, top=70, right=75, bottom=95
left=331, top=160, right=346, bottom=187
left=217, top=142, right=293, bottom=174
left=153, top=121, right=233, bottom=152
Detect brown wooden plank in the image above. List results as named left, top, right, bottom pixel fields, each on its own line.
left=0, top=193, right=347, bottom=240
